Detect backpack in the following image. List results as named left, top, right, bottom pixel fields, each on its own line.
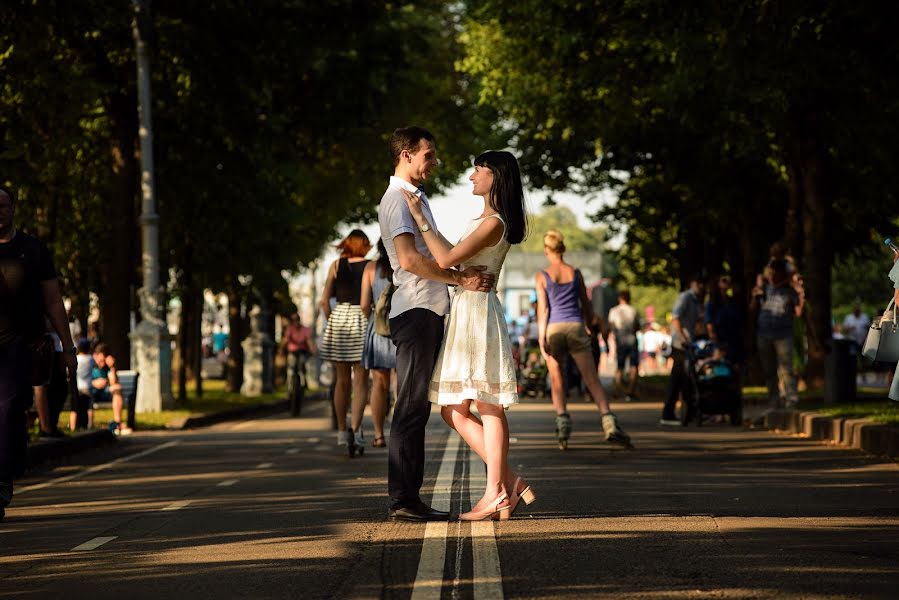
left=373, top=282, right=397, bottom=337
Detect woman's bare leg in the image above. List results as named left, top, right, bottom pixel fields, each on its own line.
left=469, top=401, right=508, bottom=511
left=571, top=351, right=612, bottom=414
left=442, top=403, right=520, bottom=496
left=543, top=354, right=568, bottom=415
left=333, top=362, right=351, bottom=432
left=370, top=369, right=390, bottom=439
left=350, top=362, right=368, bottom=432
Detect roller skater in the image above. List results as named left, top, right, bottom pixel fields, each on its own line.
left=535, top=230, right=634, bottom=450
left=555, top=413, right=572, bottom=450
left=601, top=412, right=633, bottom=448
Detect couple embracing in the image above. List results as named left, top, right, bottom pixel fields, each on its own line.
left=378, top=126, right=535, bottom=522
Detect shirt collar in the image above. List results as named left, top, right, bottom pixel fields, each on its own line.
left=388, top=176, right=425, bottom=197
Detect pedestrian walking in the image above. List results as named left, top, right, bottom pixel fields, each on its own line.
left=378, top=126, right=494, bottom=522
left=0, top=185, right=76, bottom=522
left=359, top=239, right=397, bottom=449
left=318, top=230, right=371, bottom=456
left=535, top=230, right=631, bottom=449
left=607, top=290, right=641, bottom=401
left=659, top=274, right=706, bottom=426
left=401, top=149, right=534, bottom=520
left=752, top=259, right=804, bottom=409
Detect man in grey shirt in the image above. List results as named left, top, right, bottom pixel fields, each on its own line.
left=660, top=275, right=706, bottom=425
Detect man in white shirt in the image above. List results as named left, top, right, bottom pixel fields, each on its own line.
left=607, top=290, right=640, bottom=401
left=378, top=126, right=493, bottom=522
left=842, top=301, right=870, bottom=347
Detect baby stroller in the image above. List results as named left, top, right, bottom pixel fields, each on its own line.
left=518, top=345, right=549, bottom=398
left=682, top=340, right=742, bottom=426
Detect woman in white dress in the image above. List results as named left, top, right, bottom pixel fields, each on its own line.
left=401, top=150, right=535, bottom=521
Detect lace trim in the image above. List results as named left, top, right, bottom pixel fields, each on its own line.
left=428, top=380, right=519, bottom=406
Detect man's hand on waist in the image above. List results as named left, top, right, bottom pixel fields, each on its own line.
left=459, top=266, right=495, bottom=292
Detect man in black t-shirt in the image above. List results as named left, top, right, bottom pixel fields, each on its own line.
left=0, top=185, right=76, bottom=521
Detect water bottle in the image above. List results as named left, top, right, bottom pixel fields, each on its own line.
left=885, top=238, right=899, bottom=254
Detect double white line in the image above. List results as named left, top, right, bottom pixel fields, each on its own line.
left=411, top=434, right=504, bottom=599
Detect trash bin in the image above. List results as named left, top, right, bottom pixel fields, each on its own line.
left=825, top=338, right=857, bottom=403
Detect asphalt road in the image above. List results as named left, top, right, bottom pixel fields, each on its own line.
left=2, top=392, right=897, bottom=599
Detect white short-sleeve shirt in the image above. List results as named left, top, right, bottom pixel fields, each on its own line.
left=378, top=176, right=450, bottom=318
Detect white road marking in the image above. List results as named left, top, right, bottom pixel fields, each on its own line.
left=217, top=479, right=239, bottom=487
left=230, top=421, right=254, bottom=430
left=256, top=462, right=273, bottom=469
left=469, top=451, right=505, bottom=600
left=509, top=437, right=518, bottom=444
left=410, top=434, right=460, bottom=600
left=285, top=448, right=300, bottom=455
left=71, top=536, right=117, bottom=551
left=161, top=500, right=192, bottom=511
left=18, top=440, right=181, bottom=495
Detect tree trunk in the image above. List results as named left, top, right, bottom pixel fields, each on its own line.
left=100, top=93, right=138, bottom=368
left=800, top=151, right=833, bottom=388
left=177, top=296, right=189, bottom=404
left=192, top=289, right=203, bottom=398
left=787, top=110, right=834, bottom=388
left=226, top=287, right=245, bottom=393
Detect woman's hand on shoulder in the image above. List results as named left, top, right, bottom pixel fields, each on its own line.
left=401, top=189, right=425, bottom=223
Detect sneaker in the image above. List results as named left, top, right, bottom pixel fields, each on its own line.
left=659, top=418, right=682, bottom=427
left=337, top=432, right=348, bottom=446
left=354, top=430, right=365, bottom=447
left=625, top=394, right=637, bottom=403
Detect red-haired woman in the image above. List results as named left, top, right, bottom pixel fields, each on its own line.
left=319, top=229, right=371, bottom=457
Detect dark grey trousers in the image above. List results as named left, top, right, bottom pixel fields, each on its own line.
left=0, top=342, right=31, bottom=506
left=388, top=308, right=444, bottom=508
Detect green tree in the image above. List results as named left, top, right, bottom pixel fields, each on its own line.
left=459, top=0, right=899, bottom=383
left=514, top=205, right=606, bottom=253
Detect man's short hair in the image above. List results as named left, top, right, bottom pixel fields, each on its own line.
left=0, top=185, right=14, bottom=204
left=688, top=273, right=705, bottom=285
left=93, top=342, right=110, bottom=355
left=618, top=290, right=631, bottom=303
left=389, top=126, right=435, bottom=166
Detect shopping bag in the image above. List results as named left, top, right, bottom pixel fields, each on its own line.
left=862, top=298, right=899, bottom=363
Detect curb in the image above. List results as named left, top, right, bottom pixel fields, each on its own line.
left=763, top=409, right=899, bottom=459
left=26, top=429, right=117, bottom=470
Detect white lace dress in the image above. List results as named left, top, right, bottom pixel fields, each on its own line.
left=428, top=214, right=519, bottom=406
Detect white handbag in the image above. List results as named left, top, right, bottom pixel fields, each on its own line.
left=862, top=298, right=899, bottom=363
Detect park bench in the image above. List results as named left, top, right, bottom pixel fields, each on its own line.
left=93, top=370, right=139, bottom=430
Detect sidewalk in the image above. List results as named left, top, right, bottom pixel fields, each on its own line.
left=25, top=390, right=328, bottom=471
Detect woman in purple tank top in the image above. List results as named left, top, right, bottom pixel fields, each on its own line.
left=535, top=230, right=631, bottom=449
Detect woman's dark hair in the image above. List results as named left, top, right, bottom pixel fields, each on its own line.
left=376, top=239, right=393, bottom=280
left=473, top=150, right=528, bottom=244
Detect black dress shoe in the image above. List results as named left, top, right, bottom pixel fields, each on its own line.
left=387, top=502, right=450, bottom=522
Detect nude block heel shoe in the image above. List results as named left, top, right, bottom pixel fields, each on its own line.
left=460, top=494, right=511, bottom=521
left=499, top=477, right=536, bottom=520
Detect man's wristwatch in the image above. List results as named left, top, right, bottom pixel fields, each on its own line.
left=418, top=221, right=431, bottom=233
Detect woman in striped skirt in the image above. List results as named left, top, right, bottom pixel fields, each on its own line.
left=318, top=229, right=371, bottom=456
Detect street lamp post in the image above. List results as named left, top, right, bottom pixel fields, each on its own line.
left=129, top=0, right=173, bottom=411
